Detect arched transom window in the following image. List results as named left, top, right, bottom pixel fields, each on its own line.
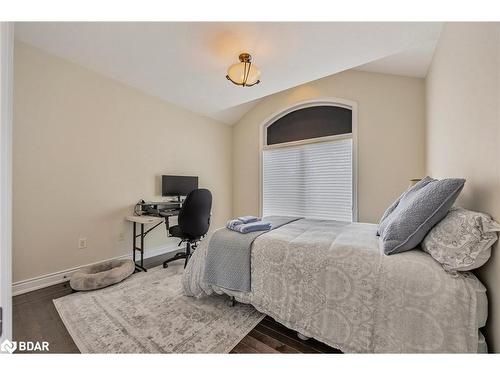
left=262, top=103, right=355, bottom=222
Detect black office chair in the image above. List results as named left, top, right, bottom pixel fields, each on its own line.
left=162, top=188, right=212, bottom=269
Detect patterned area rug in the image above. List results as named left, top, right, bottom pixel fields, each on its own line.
left=53, top=261, right=264, bottom=353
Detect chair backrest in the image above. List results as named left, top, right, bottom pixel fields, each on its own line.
left=178, top=188, right=212, bottom=238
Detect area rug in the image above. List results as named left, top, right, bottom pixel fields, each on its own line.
left=53, top=261, right=264, bottom=353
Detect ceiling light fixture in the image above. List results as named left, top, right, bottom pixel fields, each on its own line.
left=226, top=53, right=261, bottom=87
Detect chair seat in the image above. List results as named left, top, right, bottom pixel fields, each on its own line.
left=169, top=225, right=202, bottom=241
left=168, top=225, right=184, bottom=238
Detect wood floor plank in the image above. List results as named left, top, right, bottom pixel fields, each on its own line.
left=239, top=335, right=281, bottom=354
left=248, top=329, right=301, bottom=353
left=13, top=252, right=340, bottom=354
left=260, top=317, right=341, bottom=353
left=253, top=324, right=321, bottom=353
left=231, top=341, right=259, bottom=354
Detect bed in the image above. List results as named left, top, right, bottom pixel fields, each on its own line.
left=182, top=218, right=487, bottom=353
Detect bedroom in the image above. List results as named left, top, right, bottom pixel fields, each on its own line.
left=1, top=1, right=500, bottom=372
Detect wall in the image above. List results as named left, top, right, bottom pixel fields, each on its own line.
left=0, top=22, right=14, bottom=342
left=232, top=69, right=426, bottom=223
left=13, top=41, right=232, bottom=283
left=426, top=23, right=500, bottom=352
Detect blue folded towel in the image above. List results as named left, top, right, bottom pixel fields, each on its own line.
left=237, top=216, right=260, bottom=224
left=233, top=221, right=272, bottom=233
left=226, top=216, right=262, bottom=230
left=226, top=219, right=243, bottom=230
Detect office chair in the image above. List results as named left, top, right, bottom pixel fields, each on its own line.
left=162, top=188, right=212, bottom=269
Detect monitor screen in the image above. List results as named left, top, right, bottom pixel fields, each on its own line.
left=162, top=175, right=198, bottom=197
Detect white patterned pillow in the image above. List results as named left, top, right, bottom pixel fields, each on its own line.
left=421, top=207, right=500, bottom=272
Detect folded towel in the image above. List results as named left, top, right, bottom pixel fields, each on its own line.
left=227, top=216, right=261, bottom=230
left=232, top=221, right=272, bottom=234
left=237, top=216, right=260, bottom=224
left=226, top=219, right=243, bottom=230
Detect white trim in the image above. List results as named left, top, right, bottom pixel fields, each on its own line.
left=0, top=22, right=14, bottom=343
left=12, top=244, right=183, bottom=296
left=258, top=97, right=359, bottom=221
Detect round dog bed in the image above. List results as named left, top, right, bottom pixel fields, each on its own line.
left=70, top=259, right=135, bottom=291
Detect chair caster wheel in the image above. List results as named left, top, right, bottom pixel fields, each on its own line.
left=163, top=263, right=168, bottom=269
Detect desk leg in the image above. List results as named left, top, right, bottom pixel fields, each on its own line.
left=133, top=222, right=148, bottom=273
left=165, top=216, right=170, bottom=236
left=140, top=223, right=146, bottom=272
left=133, top=222, right=136, bottom=266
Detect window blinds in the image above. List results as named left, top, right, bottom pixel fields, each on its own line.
left=262, top=138, right=353, bottom=222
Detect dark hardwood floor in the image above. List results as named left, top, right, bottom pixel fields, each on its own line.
left=13, top=253, right=341, bottom=354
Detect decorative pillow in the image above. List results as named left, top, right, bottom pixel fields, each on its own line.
left=377, top=177, right=433, bottom=235
left=421, top=207, right=500, bottom=272
left=378, top=177, right=465, bottom=255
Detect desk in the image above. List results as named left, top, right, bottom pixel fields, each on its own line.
left=126, top=210, right=181, bottom=272
left=126, top=216, right=163, bottom=272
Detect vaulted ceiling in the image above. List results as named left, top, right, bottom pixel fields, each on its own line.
left=15, top=22, right=442, bottom=124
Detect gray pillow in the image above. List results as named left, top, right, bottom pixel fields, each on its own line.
left=421, top=207, right=500, bottom=272
left=377, top=177, right=434, bottom=234
left=378, top=177, right=465, bottom=255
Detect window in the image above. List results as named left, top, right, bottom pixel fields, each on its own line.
left=266, top=105, right=352, bottom=145
left=262, top=103, right=355, bottom=222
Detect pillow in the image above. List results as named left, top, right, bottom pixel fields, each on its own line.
left=421, top=207, right=500, bottom=272
left=378, top=177, right=465, bottom=255
left=377, top=177, right=433, bottom=235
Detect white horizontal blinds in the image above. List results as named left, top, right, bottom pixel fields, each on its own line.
left=263, top=138, right=353, bottom=222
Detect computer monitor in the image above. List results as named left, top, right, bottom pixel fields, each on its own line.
left=161, top=175, right=198, bottom=197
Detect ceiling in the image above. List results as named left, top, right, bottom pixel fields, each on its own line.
left=15, top=22, right=442, bottom=125
left=355, top=39, right=439, bottom=78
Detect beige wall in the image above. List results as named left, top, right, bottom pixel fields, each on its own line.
left=232, top=70, right=426, bottom=223
left=426, top=23, right=500, bottom=352
left=13, top=41, right=232, bottom=283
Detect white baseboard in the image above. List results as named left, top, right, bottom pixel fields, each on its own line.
left=12, top=244, right=183, bottom=296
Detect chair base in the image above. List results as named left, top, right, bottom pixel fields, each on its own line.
left=163, top=252, right=188, bottom=268
left=163, top=241, right=194, bottom=269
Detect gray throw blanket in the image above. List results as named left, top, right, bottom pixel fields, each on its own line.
left=203, top=216, right=300, bottom=292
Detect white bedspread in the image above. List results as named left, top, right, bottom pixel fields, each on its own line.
left=182, top=219, right=485, bottom=353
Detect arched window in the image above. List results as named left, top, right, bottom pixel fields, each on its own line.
left=262, top=101, right=356, bottom=222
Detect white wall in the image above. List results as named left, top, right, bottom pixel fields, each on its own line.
left=0, top=22, right=14, bottom=343
left=232, top=70, right=426, bottom=223
left=426, top=22, right=500, bottom=352
left=13, top=41, right=233, bottom=283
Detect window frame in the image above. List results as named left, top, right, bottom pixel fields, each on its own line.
left=259, top=98, right=358, bottom=221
